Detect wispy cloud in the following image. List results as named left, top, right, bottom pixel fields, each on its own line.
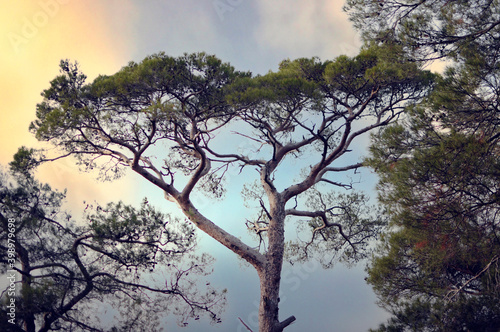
left=253, top=0, right=362, bottom=60
left=130, top=1, right=220, bottom=60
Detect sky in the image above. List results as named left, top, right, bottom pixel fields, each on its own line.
left=1, top=1, right=391, bottom=331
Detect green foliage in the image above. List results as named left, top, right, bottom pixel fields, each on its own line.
left=9, top=147, right=44, bottom=176
left=29, top=46, right=434, bottom=203
left=370, top=296, right=500, bottom=332
left=0, top=160, right=224, bottom=331
left=324, top=43, right=415, bottom=88
left=365, top=32, right=500, bottom=330
left=226, top=57, right=322, bottom=119
left=344, top=0, right=500, bottom=61
left=30, top=52, right=249, bottom=182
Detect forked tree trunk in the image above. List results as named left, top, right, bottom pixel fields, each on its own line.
left=166, top=166, right=296, bottom=331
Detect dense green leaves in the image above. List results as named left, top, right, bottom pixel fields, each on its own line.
left=345, top=0, right=500, bottom=331
left=365, top=36, right=500, bottom=331
left=370, top=297, right=500, bottom=332
left=345, top=0, right=500, bottom=329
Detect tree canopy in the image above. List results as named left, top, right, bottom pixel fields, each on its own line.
left=29, top=45, right=434, bottom=331
left=344, top=0, right=500, bottom=61
left=0, top=151, right=224, bottom=332
left=341, top=0, right=500, bottom=329
left=364, top=24, right=500, bottom=332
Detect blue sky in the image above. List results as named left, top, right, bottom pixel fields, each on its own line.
left=1, top=1, right=391, bottom=331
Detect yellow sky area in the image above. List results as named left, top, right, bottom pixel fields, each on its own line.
left=1, top=0, right=140, bottom=214
left=427, top=58, right=452, bottom=74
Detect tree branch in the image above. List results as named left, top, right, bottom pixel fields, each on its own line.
left=285, top=208, right=356, bottom=253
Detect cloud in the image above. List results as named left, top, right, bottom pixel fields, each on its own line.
left=0, top=0, right=140, bottom=212
left=253, top=0, right=362, bottom=60
left=129, top=1, right=220, bottom=60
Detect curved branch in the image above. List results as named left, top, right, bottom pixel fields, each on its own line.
left=39, top=235, right=94, bottom=332
left=203, top=145, right=266, bottom=166
left=285, top=208, right=356, bottom=252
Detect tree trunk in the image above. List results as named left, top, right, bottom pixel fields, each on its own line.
left=257, top=192, right=295, bottom=332
left=258, top=269, right=282, bottom=331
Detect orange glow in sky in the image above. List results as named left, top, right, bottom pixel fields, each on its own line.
left=1, top=0, right=138, bottom=210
